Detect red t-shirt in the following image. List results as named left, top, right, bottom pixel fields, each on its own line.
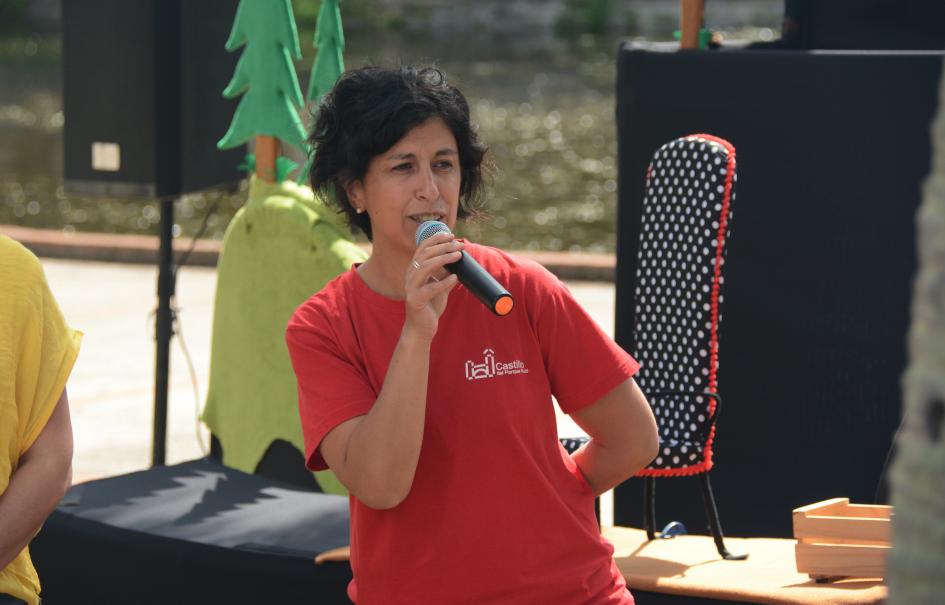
left=287, top=244, right=640, bottom=605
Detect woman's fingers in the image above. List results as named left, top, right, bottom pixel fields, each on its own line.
left=414, top=235, right=463, bottom=265
left=416, top=249, right=462, bottom=273
left=409, top=233, right=463, bottom=285
left=407, top=251, right=461, bottom=293
left=433, top=272, right=459, bottom=293
left=414, top=272, right=458, bottom=299
left=404, top=232, right=463, bottom=318
left=405, top=271, right=457, bottom=310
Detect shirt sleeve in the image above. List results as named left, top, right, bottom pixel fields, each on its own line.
left=285, top=307, right=376, bottom=471
left=16, top=254, right=82, bottom=456
left=526, top=264, right=639, bottom=415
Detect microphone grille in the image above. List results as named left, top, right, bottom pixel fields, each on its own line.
left=415, top=220, right=452, bottom=246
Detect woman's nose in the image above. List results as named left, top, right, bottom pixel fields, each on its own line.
left=415, top=167, right=440, bottom=201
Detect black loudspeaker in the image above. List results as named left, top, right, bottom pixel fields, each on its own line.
left=614, top=45, right=943, bottom=537
left=780, top=0, right=945, bottom=50
left=62, top=0, right=243, bottom=198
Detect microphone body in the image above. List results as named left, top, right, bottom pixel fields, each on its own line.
left=416, top=221, right=514, bottom=316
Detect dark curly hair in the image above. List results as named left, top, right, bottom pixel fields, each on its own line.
left=308, top=65, right=488, bottom=240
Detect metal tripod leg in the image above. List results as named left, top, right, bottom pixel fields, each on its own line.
left=699, top=473, right=748, bottom=560
left=644, top=477, right=657, bottom=540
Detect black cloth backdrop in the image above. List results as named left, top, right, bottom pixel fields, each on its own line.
left=614, top=44, right=942, bottom=537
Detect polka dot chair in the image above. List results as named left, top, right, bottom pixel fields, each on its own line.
left=632, top=134, right=746, bottom=560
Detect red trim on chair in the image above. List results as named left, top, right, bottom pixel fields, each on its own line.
left=689, top=134, right=736, bottom=395
left=638, top=459, right=713, bottom=477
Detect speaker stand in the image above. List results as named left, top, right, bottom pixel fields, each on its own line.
left=152, top=198, right=176, bottom=466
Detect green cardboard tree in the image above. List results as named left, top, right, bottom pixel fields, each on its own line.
left=297, top=0, right=346, bottom=185
left=204, top=0, right=364, bottom=495
left=217, top=0, right=306, bottom=183
left=307, top=0, right=345, bottom=106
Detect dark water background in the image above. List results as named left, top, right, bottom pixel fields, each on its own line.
left=0, top=10, right=778, bottom=252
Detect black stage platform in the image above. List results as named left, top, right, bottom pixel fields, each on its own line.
left=30, top=460, right=746, bottom=604
left=31, top=459, right=352, bottom=604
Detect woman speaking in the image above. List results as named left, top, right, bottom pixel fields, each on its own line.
left=286, top=65, right=658, bottom=605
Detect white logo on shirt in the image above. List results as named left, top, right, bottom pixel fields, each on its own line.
left=464, top=348, right=529, bottom=381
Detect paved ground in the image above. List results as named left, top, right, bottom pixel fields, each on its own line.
left=42, top=258, right=617, bottom=484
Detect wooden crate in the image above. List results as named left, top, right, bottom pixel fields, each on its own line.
left=792, top=497, right=892, bottom=581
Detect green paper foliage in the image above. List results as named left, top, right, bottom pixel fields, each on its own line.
left=296, top=152, right=315, bottom=186
left=306, top=0, right=345, bottom=105
left=297, top=0, right=345, bottom=186
left=275, top=156, right=299, bottom=182
left=218, top=0, right=308, bottom=153
left=238, top=153, right=256, bottom=174
left=673, top=28, right=713, bottom=50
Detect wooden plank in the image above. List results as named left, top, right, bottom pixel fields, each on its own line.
left=793, top=497, right=849, bottom=516
left=679, top=0, right=705, bottom=50
left=795, top=542, right=889, bottom=578
left=314, top=545, right=350, bottom=565
left=794, top=499, right=892, bottom=520
left=844, top=503, right=894, bottom=519
left=794, top=515, right=891, bottom=544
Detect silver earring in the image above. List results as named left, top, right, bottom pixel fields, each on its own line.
left=355, top=207, right=364, bottom=214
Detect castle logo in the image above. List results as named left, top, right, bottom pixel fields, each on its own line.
left=464, top=348, right=529, bottom=381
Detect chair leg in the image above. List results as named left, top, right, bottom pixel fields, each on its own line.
left=699, top=473, right=748, bottom=560
left=644, top=477, right=657, bottom=540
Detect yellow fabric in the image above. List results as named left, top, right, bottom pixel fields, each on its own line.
left=0, top=236, right=82, bottom=605
left=604, top=525, right=887, bottom=605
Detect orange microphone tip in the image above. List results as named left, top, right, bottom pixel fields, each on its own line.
left=495, top=296, right=514, bottom=316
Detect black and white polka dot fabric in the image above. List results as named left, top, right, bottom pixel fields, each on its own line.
left=559, top=436, right=589, bottom=455
left=632, top=134, right=736, bottom=477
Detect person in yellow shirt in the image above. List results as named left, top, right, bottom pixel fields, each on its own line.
left=0, top=235, right=81, bottom=605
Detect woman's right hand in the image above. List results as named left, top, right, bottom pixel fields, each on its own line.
left=403, top=231, right=463, bottom=341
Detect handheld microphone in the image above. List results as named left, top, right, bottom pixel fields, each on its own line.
left=415, top=221, right=514, bottom=316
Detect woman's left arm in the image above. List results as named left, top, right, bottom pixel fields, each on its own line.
left=569, top=377, right=658, bottom=496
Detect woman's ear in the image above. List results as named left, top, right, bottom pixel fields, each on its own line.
left=345, top=180, right=364, bottom=213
